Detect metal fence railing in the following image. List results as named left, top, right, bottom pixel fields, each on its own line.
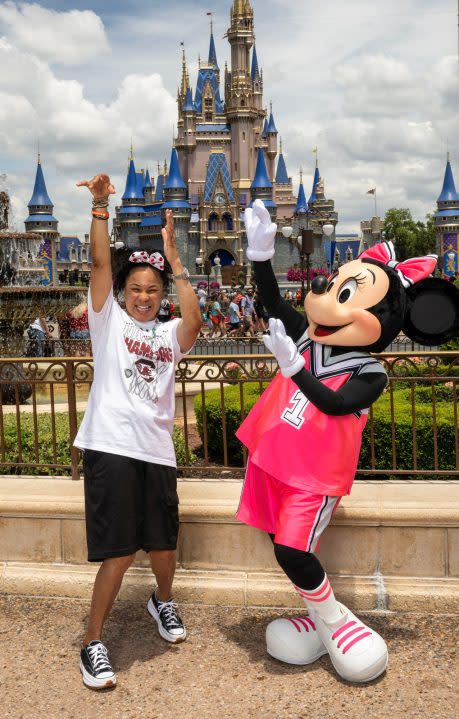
left=0, top=352, right=457, bottom=481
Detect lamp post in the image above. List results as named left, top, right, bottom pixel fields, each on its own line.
left=322, top=222, right=334, bottom=274
left=195, top=255, right=203, bottom=275
left=297, top=228, right=315, bottom=299
left=203, top=258, right=211, bottom=294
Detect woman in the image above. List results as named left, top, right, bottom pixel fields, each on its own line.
left=74, top=173, right=201, bottom=690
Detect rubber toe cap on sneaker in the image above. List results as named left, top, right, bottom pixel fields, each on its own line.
left=266, top=618, right=326, bottom=666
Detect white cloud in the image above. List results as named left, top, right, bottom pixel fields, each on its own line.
left=1, top=0, right=458, bottom=239
left=0, top=1, right=109, bottom=65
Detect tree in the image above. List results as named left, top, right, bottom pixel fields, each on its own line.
left=383, top=208, right=436, bottom=261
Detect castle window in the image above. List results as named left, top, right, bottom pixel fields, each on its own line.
left=243, top=132, right=246, bottom=141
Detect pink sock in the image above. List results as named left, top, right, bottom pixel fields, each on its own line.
left=294, top=575, right=343, bottom=625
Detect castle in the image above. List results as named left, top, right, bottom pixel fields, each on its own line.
left=111, top=0, right=339, bottom=278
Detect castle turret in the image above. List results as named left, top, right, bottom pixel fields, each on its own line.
left=25, top=155, right=58, bottom=236
left=25, top=154, right=59, bottom=283
left=113, top=153, right=145, bottom=247
left=266, top=102, right=278, bottom=181
left=181, top=86, right=197, bottom=174
left=250, top=147, right=275, bottom=215
left=154, top=162, right=166, bottom=202
left=251, top=44, right=263, bottom=114
left=435, top=153, right=459, bottom=277
left=295, top=171, right=309, bottom=216
left=162, top=148, right=192, bottom=265
left=208, top=17, right=219, bottom=80
left=227, top=0, right=257, bottom=189
left=309, top=160, right=320, bottom=205
left=143, top=168, right=154, bottom=203
left=274, top=139, right=296, bottom=219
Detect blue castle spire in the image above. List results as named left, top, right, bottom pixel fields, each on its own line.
left=261, top=119, right=268, bottom=139
left=122, top=158, right=144, bottom=201
left=250, top=148, right=276, bottom=210
left=182, top=86, right=194, bottom=112
left=251, top=148, right=272, bottom=189
left=136, top=170, right=144, bottom=197
left=208, top=21, right=218, bottom=68
left=309, top=162, right=320, bottom=204
left=267, top=105, right=277, bottom=134
left=28, top=154, right=53, bottom=208
left=296, top=171, right=309, bottom=214
left=437, top=154, right=459, bottom=202
left=25, top=154, right=58, bottom=236
left=144, top=168, right=152, bottom=190
left=275, top=140, right=289, bottom=184
left=165, top=147, right=187, bottom=190
left=251, top=45, right=260, bottom=80
left=155, top=168, right=165, bottom=201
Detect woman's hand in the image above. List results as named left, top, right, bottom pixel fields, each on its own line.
left=76, top=173, right=115, bottom=200
left=161, top=209, right=181, bottom=269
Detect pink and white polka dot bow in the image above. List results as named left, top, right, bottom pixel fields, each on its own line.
left=359, top=240, right=437, bottom=288
left=128, top=251, right=165, bottom=271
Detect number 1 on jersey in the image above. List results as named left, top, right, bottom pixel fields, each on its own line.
left=281, top=390, right=309, bottom=429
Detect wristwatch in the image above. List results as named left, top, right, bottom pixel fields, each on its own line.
left=173, top=268, right=190, bottom=282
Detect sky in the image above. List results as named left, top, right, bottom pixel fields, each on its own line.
left=0, top=0, right=458, bottom=238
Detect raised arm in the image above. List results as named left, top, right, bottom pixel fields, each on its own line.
left=76, top=174, right=115, bottom=312
left=254, top=261, right=307, bottom=343
left=162, top=209, right=201, bottom=353
left=245, top=200, right=307, bottom=343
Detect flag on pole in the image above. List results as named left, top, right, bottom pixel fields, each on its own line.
left=367, top=188, right=376, bottom=195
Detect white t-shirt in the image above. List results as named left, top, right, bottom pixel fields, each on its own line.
left=74, top=289, right=189, bottom=467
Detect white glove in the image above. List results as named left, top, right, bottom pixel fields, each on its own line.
left=263, top=318, right=305, bottom=378
left=244, top=199, right=277, bottom=261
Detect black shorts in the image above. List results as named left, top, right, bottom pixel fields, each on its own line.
left=83, top=449, right=179, bottom=562
left=230, top=322, right=241, bottom=331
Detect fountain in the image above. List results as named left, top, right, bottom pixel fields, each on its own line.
left=0, top=187, right=83, bottom=401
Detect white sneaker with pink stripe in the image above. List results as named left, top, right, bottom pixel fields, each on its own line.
left=311, top=603, right=388, bottom=683
left=266, top=615, right=327, bottom=665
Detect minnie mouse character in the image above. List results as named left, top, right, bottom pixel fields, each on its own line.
left=236, top=200, right=458, bottom=683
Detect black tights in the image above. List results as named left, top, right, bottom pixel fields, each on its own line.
left=269, top=534, right=325, bottom=591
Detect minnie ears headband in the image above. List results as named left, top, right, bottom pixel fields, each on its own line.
left=129, top=251, right=165, bottom=271
left=359, top=240, right=437, bottom=287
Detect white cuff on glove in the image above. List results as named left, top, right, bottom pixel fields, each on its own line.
left=246, top=247, right=275, bottom=262
left=279, top=353, right=305, bottom=378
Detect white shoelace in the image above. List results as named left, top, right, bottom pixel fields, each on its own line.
left=157, top=599, right=181, bottom=627
left=87, top=642, right=111, bottom=673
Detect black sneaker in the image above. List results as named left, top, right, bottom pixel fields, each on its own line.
left=80, top=640, right=116, bottom=689
left=147, top=590, right=187, bottom=643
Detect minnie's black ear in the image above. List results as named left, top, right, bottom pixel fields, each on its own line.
left=403, top=278, right=459, bottom=346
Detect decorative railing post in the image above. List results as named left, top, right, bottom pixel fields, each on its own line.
left=65, top=359, right=80, bottom=480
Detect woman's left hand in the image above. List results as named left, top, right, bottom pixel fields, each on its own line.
left=161, top=209, right=180, bottom=269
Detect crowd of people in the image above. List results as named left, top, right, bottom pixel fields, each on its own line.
left=197, top=285, right=269, bottom=338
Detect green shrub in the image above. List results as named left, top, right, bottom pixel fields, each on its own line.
left=359, top=390, right=454, bottom=471
left=0, top=412, right=196, bottom=475
left=195, top=382, right=455, bottom=471
left=194, top=382, right=268, bottom=465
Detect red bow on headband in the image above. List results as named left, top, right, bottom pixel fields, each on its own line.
left=129, top=251, right=165, bottom=271
left=359, top=241, right=437, bottom=288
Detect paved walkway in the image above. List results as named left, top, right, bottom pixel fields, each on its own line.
left=1, top=597, right=456, bottom=719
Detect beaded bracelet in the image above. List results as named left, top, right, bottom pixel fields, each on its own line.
left=92, top=210, right=109, bottom=221
left=92, top=197, right=109, bottom=208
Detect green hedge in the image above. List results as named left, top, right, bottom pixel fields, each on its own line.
left=194, top=382, right=456, bottom=471
left=194, top=382, right=267, bottom=465
left=0, top=412, right=195, bottom=475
